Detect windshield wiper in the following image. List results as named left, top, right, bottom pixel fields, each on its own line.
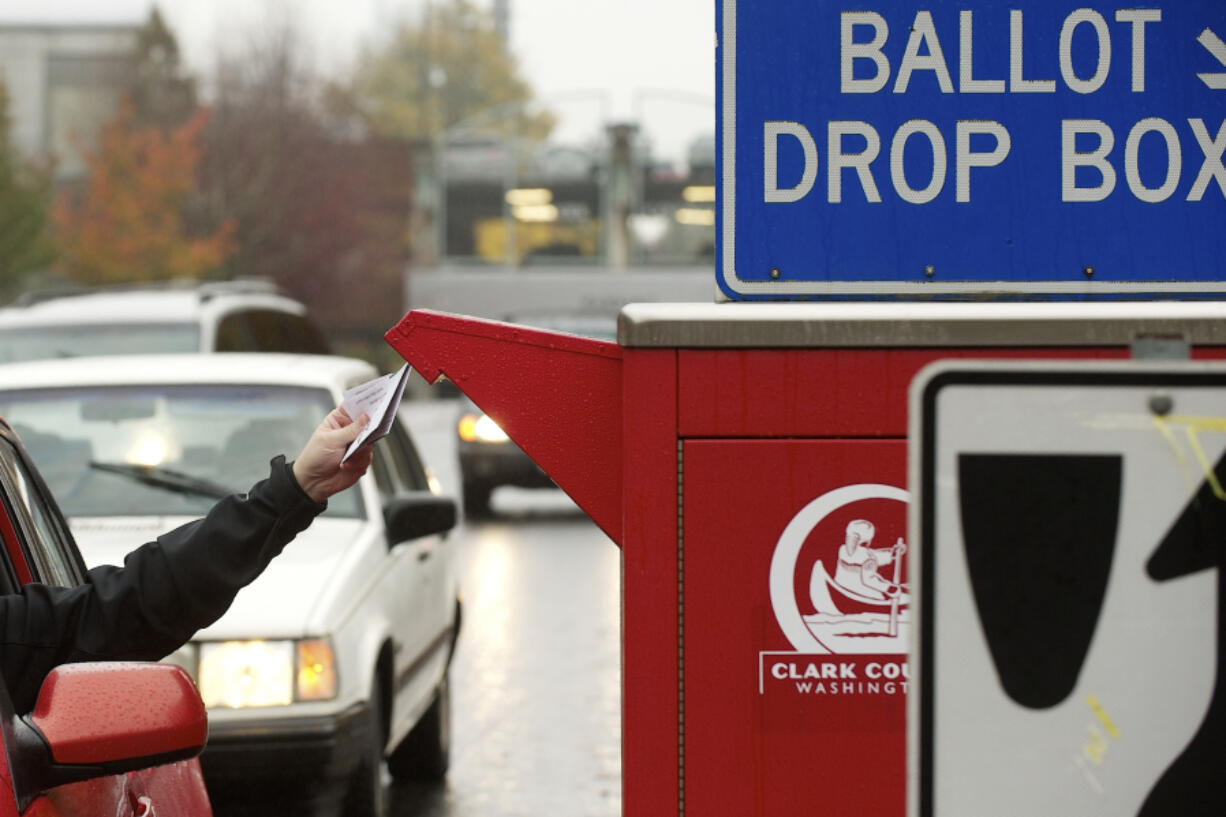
left=88, top=461, right=234, bottom=500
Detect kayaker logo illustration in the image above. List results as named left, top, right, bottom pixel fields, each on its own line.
left=768, top=483, right=910, bottom=655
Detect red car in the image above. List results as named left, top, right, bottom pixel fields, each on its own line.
left=0, top=418, right=213, bottom=817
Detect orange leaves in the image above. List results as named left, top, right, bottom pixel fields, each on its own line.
left=54, top=99, right=235, bottom=285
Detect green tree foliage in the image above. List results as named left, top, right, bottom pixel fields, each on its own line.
left=346, top=0, right=554, bottom=141
left=0, top=80, right=55, bottom=299
left=132, top=6, right=198, bottom=129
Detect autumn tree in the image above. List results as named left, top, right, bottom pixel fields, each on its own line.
left=53, top=101, right=235, bottom=285
left=344, top=0, right=554, bottom=141
left=0, top=80, right=55, bottom=299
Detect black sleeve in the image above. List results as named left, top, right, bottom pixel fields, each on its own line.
left=0, top=455, right=324, bottom=713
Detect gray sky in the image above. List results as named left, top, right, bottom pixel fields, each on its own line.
left=3, top=0, right=715, bottom=164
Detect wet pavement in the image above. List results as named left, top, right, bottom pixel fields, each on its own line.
left=390, top=491, right=622, bottom=817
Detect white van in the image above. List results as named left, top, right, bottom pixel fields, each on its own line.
left=0, top=280, right=330, bottom=362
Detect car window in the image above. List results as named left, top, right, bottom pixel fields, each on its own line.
left=0, top=541, right=15, bottom=594
left=0, top=386, right=365, bottom=521
left=245, top=311, right=286, bottom=352
left=277, top=314, right=330, bottom=354
left=214, top=313, right=251, bottom=352
left=387, top=421, right=430, bottom=491
left=0, top=324, right=200, bottom=362
left=0, top=450, right=23, bottom=595
left=370, top=418, right=429, bottom=499
left=0, top=437, right=80, bottom=587
left=215, top=310, right=329, bottom=355
left=370, top=447, right=395, bottom=499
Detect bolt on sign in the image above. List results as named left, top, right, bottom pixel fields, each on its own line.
left=717, top=0, right=1226, bottom=299
left=910, top=360, right=1226, bottom=816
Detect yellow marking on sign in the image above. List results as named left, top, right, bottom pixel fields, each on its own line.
left=1085, top=726, right=1109, bottom=765
left=1087, top=694, right=1120, bottom=738
left=1153, top=416, right=1226, bottom=501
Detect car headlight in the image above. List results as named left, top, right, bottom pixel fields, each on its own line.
left=198, top=638, right=338, bottom=708
left=296, top=638, right=338, bottom=701
left=458, top=412, right=510, bottom=443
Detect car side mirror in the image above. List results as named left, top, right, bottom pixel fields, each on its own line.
left=384, top=492, right=458, bottom=547
left=7, top=662, right=208, bottom=810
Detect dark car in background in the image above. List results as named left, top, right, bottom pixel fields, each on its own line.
left=457, top=394, right=556, bottom=516
left=456, top=313, right=615, bottom=517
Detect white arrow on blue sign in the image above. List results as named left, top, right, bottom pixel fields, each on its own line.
left=1198, top=28, right=1226, bottom=89
left=716, top=0, right=1226, bottom=300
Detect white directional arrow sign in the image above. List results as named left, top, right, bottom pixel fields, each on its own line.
left=1198, top=28, right=1226, bottom=89
left=911, top=361, right=1226, bottom=817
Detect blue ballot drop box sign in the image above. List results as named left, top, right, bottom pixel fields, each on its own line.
left=716, top=0, right=1226, bottom=300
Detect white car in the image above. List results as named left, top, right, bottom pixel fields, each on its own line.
left=0, top=354, right=460, bottom=817
left=0, top=279, right=330, bottom=362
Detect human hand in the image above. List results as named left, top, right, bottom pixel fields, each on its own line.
left=292, top=408, right=373, bottom=503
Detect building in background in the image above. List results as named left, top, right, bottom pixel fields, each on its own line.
left=0, top=23, right=140, bottom=180
left=418, top=123, right=715, bottom=269
left=405, top=119, right=717, bottom=349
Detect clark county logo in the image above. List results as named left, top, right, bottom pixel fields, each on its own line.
left=759, top=483, right=910, bottom=696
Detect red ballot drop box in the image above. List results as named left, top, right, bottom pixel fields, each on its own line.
left=385, top=301, right=1226, bottom=816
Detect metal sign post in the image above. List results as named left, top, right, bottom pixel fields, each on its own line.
left=910, top=360, right=1226, bottom=816
left=718, top=0, right=1226, bottom=299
